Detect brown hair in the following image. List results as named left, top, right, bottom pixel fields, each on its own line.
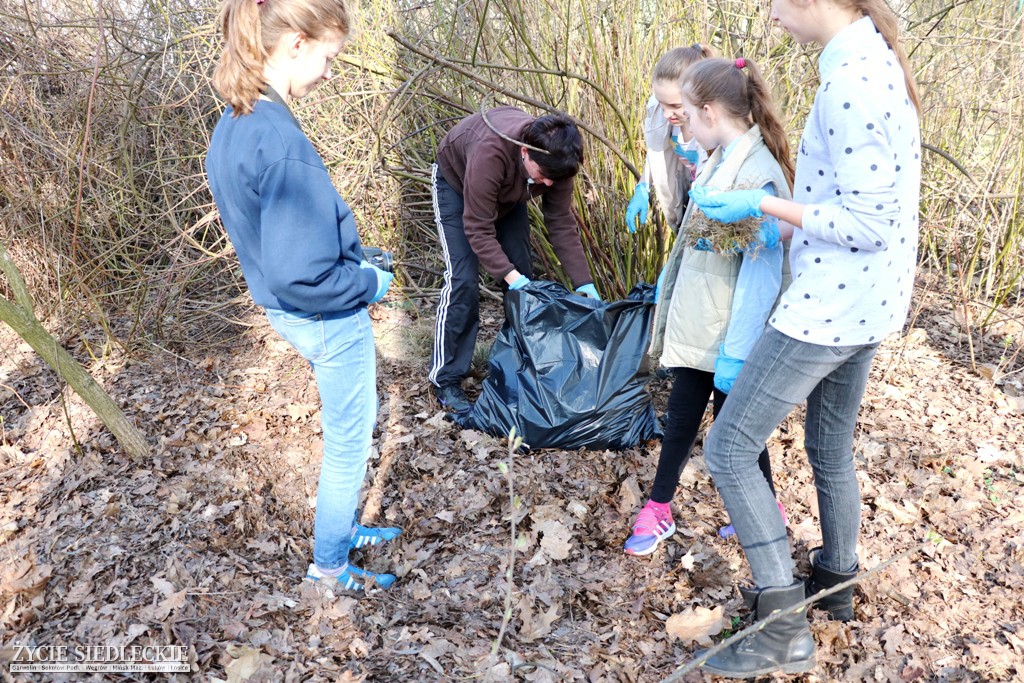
left=211, top=0, right=351, bottom=116
left=651, top=44, right=715, bottom=84
left=838, top=0, right=921, bottom=112
left=681, top=58, right=795, bottom=190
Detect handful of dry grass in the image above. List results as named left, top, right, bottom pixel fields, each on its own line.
left=684, top=209, right=764, bottom=256
left=682, top=183, right=768, bottom=258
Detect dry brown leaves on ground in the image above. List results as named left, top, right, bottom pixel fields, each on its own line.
left=0, top=279, right=1022, bottom=682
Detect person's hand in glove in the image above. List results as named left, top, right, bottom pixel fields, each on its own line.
left=367, top=264, right=393, bottom=304
left=575, top=283, right=602, bottom=300
left=689, top=185, right=766, bottom=223
left=751, top=219, right=781, bottom=251
left=693, top=237, right=715, bottom=252
left=625, top=182, right=650, bottom=234
left=508, top=274, right=531, bottom=290
left=713, top=351, right=744, bottom=394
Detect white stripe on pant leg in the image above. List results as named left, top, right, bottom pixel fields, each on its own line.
left=428, top=163, right=456, bottom=386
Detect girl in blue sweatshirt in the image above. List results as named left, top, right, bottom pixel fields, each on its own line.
left=205, top=0, right=399, bottom=591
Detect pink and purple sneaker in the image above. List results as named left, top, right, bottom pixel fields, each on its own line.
left=624, top=500, right=676, bottom=556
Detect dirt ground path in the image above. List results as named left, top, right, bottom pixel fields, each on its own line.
left=1, top=277, right=1022, bottom=682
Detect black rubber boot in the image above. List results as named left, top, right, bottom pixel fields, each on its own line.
left=738, top=584, right=758, bottom=610
left=805, top=547, right=857, bottom=622
left=699, top=581, right=816, bottom=679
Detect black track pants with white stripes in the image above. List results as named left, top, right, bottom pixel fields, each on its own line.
left=428, top=163, right=532, bottom=388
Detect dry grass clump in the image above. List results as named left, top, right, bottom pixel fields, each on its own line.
left=682, top=183, right=766, bottom=256
left=684, top=209, right=763, bottom=255
left=684, top=181, right=765, bottom=255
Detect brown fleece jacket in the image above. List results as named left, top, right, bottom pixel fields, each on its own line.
left=436, top=106, right=592, bottom=287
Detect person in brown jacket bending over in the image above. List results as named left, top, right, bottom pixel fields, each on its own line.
left=427, top=106, right=601, bottom=413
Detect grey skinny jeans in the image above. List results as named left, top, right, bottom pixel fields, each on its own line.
left=705, top=325, right=879, bottom=588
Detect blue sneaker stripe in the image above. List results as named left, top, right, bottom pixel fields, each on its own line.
left=306, top=563, right=395, bottom=591
left=351, top=524, right=402, bottom=549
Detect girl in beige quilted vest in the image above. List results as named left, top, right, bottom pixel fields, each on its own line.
left=625, top=58, right=795, bottom=556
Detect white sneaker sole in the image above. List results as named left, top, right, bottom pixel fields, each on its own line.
left=624, top=521, right=677, bottom=556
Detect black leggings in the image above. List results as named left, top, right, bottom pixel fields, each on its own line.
left=650, top=366, right=776, bottom=504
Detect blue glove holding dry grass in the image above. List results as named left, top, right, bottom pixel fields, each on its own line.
left=690, top=186, right=766, bottom=223
left=575, top=283, right=602, bottom=300
left=625, top=182, right=650, bottom=234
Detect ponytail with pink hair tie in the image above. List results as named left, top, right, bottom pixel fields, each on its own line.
left=735, top=58, right=746, bottom=69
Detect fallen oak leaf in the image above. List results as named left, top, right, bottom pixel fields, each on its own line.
left=0, top=559, right=52, bottom=595
left=881, top=624, right=908, bottom=656
left=535, top=519, right=573, bottom=561
left=517, top=595, right=560, bottom=642
left=225, top=645, right=273, bottom=683
left=151, top=575, right=176, bottom=596
left=617, top=475, right=642, bottom=514
left=665, top=605, right=725, bottom=645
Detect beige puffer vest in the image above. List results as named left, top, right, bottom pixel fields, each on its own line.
left=648, top=125, right=793, bottom=371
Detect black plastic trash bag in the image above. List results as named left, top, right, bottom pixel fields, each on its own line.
left=453, top=280, right=662, bottom=450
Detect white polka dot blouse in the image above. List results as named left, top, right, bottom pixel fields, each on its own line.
left=773, top=16, right=922, bottom=347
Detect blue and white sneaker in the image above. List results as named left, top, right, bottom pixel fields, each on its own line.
left=351, top=523, right=402, bottom=549
left=305, top=563, right=396, bottom=591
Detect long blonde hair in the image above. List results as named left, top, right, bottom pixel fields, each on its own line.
left=651, top=43, right=715, bottom=84
left=682, top=58, right=795, bottom=191
left=211, top=0, right=350, bottom=116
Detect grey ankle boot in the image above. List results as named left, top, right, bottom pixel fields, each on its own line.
left=805, top=547, right=857, bottom=622
left=699, top=581, right=816, bottom=679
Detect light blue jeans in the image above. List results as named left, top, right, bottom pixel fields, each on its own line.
left=704, top=326, right=879, bottom=588
left=265, top=306, right=377, bottom=571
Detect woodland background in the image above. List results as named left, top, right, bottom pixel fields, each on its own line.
left=1, top=0, right=1023, bottom=681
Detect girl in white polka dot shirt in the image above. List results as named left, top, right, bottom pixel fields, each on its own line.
left=688, top=0, right=922, bottom=677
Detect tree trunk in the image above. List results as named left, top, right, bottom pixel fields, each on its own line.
left=0, top=245, right=148, bottom=459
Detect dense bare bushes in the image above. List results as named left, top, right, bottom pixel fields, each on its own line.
left=0, top=0, right=1020, bottom=348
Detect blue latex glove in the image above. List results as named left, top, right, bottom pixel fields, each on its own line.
left=714, top=352, right=744, bottom=394
left=689, top=185, right=767, bottom=223
left=508, top=274, right=531, bottom=290
left=625, top=182, right=650, bottom=234
left=575, top=283, right=602, bottom=300
left=753, top=220, right=781, bottom=250
left=655, top=267, right=666, bottom=304
left=693, top=238, right=715, bottom=252
left=368, top=265, right=393, bottom=304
